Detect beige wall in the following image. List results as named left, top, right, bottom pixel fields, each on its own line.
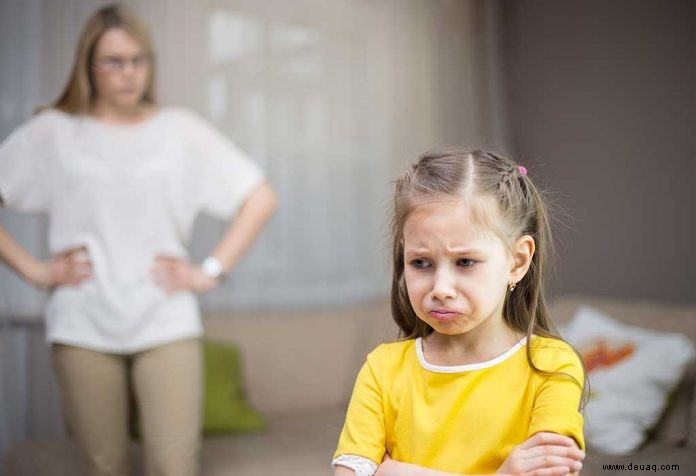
left=501, top=0, right=696, bottom=303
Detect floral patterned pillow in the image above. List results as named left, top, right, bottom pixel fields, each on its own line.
left=560, top=306, right=695, bottom=454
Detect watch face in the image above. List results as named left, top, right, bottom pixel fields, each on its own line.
left=202, top=257, right=223, bottom=278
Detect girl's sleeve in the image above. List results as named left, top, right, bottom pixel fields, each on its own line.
left=181, top=110, right=265, bottom=220
left=333, top=349, right=387, bottom=467
left=0, top=118, right=50, bottom=212
left=528, top=342, right=586, bottom=449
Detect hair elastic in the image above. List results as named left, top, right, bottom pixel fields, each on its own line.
left=518, top=165, right=527, bottom=176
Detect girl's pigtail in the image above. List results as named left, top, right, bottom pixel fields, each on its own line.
left=513, top=167, right=590, bottom=410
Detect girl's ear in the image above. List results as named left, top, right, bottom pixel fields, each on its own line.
left=509, top=235, right=535, bottom=284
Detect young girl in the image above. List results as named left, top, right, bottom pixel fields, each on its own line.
left=332, top=150, right=586, bottom=476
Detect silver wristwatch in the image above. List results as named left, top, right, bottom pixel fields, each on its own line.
left=201, top=256, right=224, bottom=280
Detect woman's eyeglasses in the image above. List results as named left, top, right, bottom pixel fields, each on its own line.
left=93, top=54, right=151, bottom=72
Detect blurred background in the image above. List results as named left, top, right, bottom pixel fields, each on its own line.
left=1, top=0, right=694, bottom=471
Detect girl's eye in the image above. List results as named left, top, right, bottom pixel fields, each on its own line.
left=410, top=259, right=430, bottom=270
left=457, top=258, right=477, bottom=267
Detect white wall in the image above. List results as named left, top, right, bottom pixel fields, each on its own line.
left=0, top=0, right=506, bottom=314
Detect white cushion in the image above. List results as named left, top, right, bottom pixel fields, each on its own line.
left=560, top=306, right=695, bottom=455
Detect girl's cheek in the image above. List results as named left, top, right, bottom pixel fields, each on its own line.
left=404, top=270, right=424, bottom=290
left=408, top=279, right=432, bottom=306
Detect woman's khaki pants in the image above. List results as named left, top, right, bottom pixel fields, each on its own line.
left=52, top=338, right=202, bottom=476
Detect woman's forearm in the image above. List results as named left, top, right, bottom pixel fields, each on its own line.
left=0, top=223, right=42, bottom=283
left=209, top=180, right=278, bottom=273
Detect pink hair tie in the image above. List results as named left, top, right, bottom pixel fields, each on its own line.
left=518, top=165, right=527, bottom=176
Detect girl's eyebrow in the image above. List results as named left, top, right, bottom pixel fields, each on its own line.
left=404, top=246, right=483, bottom=256
left=448, top=247, right=484, bottom=254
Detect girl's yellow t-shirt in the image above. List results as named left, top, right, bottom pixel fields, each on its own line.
left=334, top=335, right=585, bottom=474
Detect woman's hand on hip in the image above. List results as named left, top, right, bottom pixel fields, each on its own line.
left=151, top=254, right=219, bottom=295
left=28, top=246, right=92, bottom=290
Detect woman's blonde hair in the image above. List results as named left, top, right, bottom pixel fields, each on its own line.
left=48, top=3, right=156, bottom=114
left=390, top=149, right=588, bottom=407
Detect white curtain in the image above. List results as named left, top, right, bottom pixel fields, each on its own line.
left=0, top=0, right=509, bottom=465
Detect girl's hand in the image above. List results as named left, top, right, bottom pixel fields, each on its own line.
left=377, top=454, right=421, bottom=476
left=27, top=246, right=92, bottom=290
left=496, top=432, right=584, bottom=476
left=377, top=453, right=463, bottom=476
left=151, top=255, right=219, bottom=295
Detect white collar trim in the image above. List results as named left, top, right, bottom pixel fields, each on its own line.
left=415, top=336, right=527, bottom=373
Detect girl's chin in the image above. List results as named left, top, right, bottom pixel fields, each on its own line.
left=432, top=326, right=471, bottom=336
left=425, top=319, right=471, bottom=335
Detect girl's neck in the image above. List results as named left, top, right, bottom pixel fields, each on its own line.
left=90, top=100, right=155, bottom=125
left=423, top=316, right=525, bottom=366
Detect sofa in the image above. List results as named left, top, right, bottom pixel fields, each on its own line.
left=3, top=295, right=696, bottom=475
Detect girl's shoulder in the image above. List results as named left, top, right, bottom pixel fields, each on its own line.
left=366, top=339, right=416, bottom=366
left=528, top=335, right=583, bottom=374
left=528, top=334, right=575, bottom=351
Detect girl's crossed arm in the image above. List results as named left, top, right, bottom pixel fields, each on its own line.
left=335, top=432, right=583, bottom=476
left=493, top=432, right=583, bottom=476
left=383, top=432, right=582, bottom=476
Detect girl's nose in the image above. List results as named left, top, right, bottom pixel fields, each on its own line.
left=431, top=269, right=456, bottom=301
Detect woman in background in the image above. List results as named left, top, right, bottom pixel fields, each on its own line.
left=0, top=4, right=277, bottom=475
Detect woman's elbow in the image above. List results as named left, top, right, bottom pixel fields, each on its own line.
left=243, top=180, right=278, bottom=222
left=258, top=180, right=278, bottom=216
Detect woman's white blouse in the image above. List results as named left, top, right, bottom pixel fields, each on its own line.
left=0, top=108, right=264, bottom=353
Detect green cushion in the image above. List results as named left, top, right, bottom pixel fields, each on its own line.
left=202, top=339, right=266, bottom=434
left=131, top=339, right=266, bottom=437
